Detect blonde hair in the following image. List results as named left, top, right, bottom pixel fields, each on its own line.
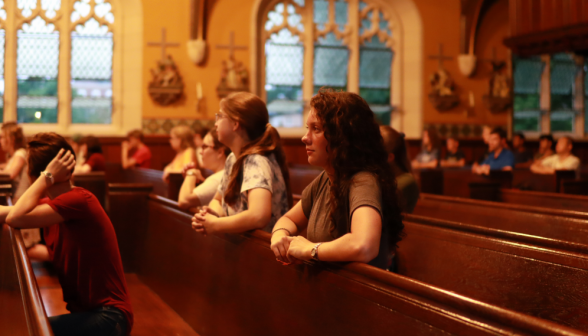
left=170, top=125, right=196, bottom=150
left=2, top=122, right=25, bottom=154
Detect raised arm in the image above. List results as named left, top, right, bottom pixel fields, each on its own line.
left=121, top=141, right=137, bottom=169
left=530, top=161, right=555, bottom=174
left=3, top=155, right=26, bottom=179
left=6, top=149, right=75, bottom=229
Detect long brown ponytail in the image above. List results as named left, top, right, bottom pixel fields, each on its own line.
left=221, top=92, right=292, bottom=208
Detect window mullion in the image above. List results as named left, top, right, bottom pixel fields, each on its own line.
left=573, top=54, right=584, bottom=136
left=57, top=0, right=71, bottom=132
left=302, top=0, right=314, bottom=112
left=347, top=0, right=359, bottom=93
left=4, top=0, right=17, bottom=122
left=540, top=54, right=551, bottom=134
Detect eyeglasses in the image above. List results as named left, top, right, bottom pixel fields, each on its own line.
left=215, top=112, right=227, bottom=122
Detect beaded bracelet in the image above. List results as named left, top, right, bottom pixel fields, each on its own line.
left=271, top=228, right=292, bottom=236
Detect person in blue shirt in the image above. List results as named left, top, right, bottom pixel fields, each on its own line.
left=472, top=127, right=514, bottom=175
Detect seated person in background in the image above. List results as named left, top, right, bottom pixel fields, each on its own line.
left=0, top=122, right=40, bottom=249
left=411, top=126, right=440, bottom=169
left=191, top=92, right=292, bottom=235
left=194, top=127, right=210, bottom=167
left=440, top=137, right=465, bottom=168
left=68, top=134, right=84, bottom=169
left=76, top=136, right=105, bottom=173
left=512, top=132, right=533, bottom=167
left=380, top=125, right=419, bottom=213
left=4, top=133, right=133, bottom=336
left=271, top=90, right=404, bottom=270
left=531, top=136, right=580, bottom=174
left=122, top=129, right=152, bottom=169
left=534, top=134, right=555, bottom=162
left=178, top=127, right=231, bottom=211
left=472, top=127, right=515, bottom=175
left=163, top=125, right=198, bottom=182
left=477, top=125, right=493, bottom=163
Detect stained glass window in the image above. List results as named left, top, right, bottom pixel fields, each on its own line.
left=550, top=53, right=575, bottom=132
left=513, top=55, right=542, bottom=132
left=17, top=6, right=60, bottom=123
left=265, top=2, right=304, bottom=128
left=70, top=0, right=114, bottom=124
left=359, top=2, right=393, bottom=125
left=313, top=0, right=348, bottom=93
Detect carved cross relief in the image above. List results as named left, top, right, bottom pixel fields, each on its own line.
left=216, top=31, right=249, bottom=97
left=147, top=28, right=184, bottom=106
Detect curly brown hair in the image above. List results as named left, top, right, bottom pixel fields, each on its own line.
left=310, top=89, right=404, bottom=249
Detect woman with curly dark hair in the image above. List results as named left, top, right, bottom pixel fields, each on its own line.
left=270, top=89, right=404, bottom=270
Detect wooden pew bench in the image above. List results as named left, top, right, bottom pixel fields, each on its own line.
left=497, top=188, right=588, bottom=212
left=413, top=193, right=588, bottom=245
left=1, top=224, right=53, bottom=335
left=72, top=172, right=106, bottom=208
left=106, top=163, right=184, bottom=201
left=396, top=217, right=588, bottom=331
left=105, top=184, right=585, bottom=336
left=414, top=168, right=512, bottom=198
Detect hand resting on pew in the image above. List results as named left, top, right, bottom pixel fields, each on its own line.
left=191, top=188, right=272, bottom=235
left=270, top=201, right=382, bottom=265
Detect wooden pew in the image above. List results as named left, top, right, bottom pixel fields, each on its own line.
left=105, top=163, right=183, bottom=201
left=396, top=217, right=588, bottom=331
left=512, top=169, right=576, bottom=193
left=415, top=168, right=512, bottom=197
left=72, top=172, right=106, bottom=208
left=414, top=193, right=588, bottom=245
left=472, top=188, right=588, bottom=212
left=1, top=225, right=53, bottom=335
left=107, top=185, right=585, bottom=336
left=288, top=164, right=322, bottom=195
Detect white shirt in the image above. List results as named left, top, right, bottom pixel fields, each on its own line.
left=9, top=148, right=30, bottom=202
left=217, top=152, right=290, bottom=232
left=192, top=170, right=224, bottom=206
left=540, top=154, right=580, bottom=170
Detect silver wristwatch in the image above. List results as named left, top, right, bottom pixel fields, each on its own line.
left=311, top=243, right=322, bottom=260
left=41, top=171, right=54, bottom=185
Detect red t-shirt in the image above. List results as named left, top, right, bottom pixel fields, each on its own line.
left=42, top=188, right=133, bottom=334
left=85, top=153, right=106, bottom=172
left=131, top=145, right=151, bottom=169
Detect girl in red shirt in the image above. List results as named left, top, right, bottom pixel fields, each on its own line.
left=5, top=132, right=133, bottom=336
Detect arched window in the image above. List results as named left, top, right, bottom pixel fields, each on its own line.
left=0, top=0, right=142, bottom=135
left=70, top=0, right=114, bottom=124
left=253, top=0, right=423, bottom=136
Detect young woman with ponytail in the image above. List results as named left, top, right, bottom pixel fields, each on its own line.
left=270, top=89, right=404, bottom=270
left=191, top=92, right=292, bottom=235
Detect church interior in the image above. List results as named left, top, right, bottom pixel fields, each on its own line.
left=3, top=0, right=588, bottom=335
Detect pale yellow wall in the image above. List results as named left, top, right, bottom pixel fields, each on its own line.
left=413, top=0, right=510, bottom=127
left=142, top=0, right=254, bottom=120
left=142, top=0, right=510, bottom=130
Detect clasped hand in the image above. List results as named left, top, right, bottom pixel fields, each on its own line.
left=46, top=149, right=76, bottom=183
left=191, top=206, right=220, bottom=236
left=270, top=234, right=315, bottom=265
